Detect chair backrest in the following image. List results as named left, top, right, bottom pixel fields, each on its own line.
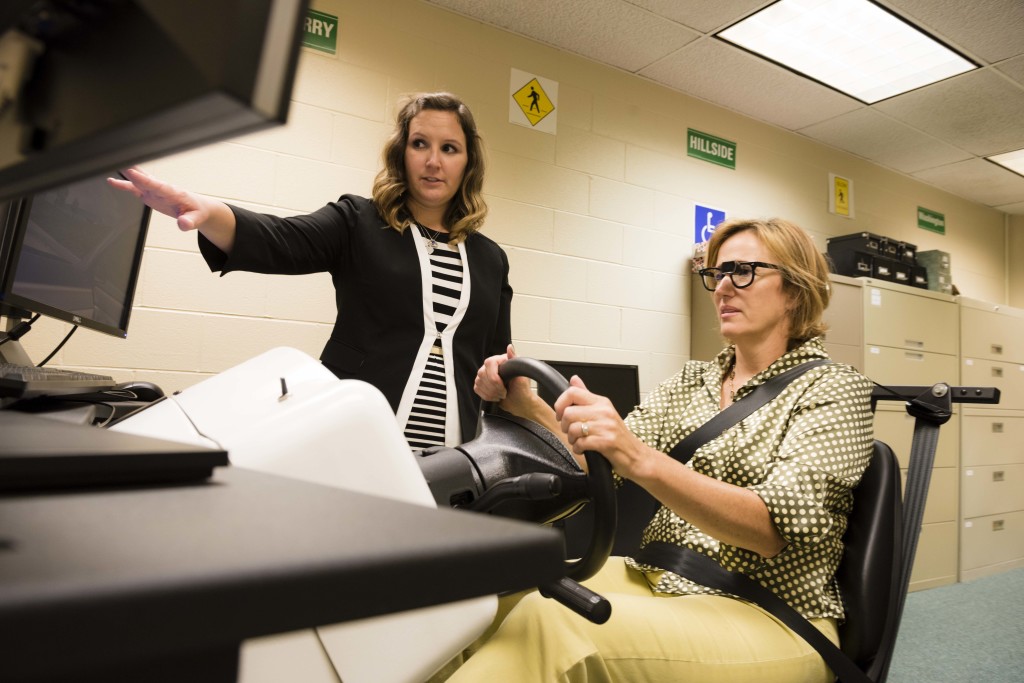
left=836, top=439, right=904, bottom=681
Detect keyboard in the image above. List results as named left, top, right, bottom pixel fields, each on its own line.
left=0, top=362, right=116, bottom=399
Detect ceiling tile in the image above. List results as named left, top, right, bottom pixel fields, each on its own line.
left=912, top=158, right=1024, bottom=207
left=886, top=0, right=1024, bottom=63
left=799, top=109, right=972, bottom=173
left=994, top=200, right=1024, bottom=215
left=425, top=0, right=699, bottom=72
left=996, top=54, right=1024, bottom=87
left=627, top=0, right=767, bottom=33
left=875, top=69, right=1024, bottom=157
left=640, top=39, right=862, bottom=131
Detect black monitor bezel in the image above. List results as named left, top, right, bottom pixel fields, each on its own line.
left=537, top=360, right=641, bottom=418
left=0, top=199, right=31, bottom=320
left=0, top=173, right=151, bottom=339
left=0, top=0, right=310, bottom=203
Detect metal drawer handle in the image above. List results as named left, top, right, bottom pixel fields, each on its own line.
left=993, top=470, right=1005, bottom=482
left=993, top=519, right=1005, bottom=532
left=905, top=339, right=924, bottom=348
left=905, top=352, right=925, bottom=361
left=992, top=422, right=1004, bottom=433
left=991, top=344, right=1003, bottom=355
left=992, top=367, right=1004, bottom=378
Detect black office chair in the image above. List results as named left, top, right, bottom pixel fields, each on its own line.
left=835, top=439, right=903, bottom=683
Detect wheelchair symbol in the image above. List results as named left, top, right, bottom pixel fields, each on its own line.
left=700, top=211, right=721, bottom=242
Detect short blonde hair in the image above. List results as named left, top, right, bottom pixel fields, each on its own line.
left=705, top=218, right=831, bottom=344
left=371, top=92, right=487, bottom=243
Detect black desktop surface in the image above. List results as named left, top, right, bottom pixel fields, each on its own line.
left=0, top=410, right=228, bottom=491
left=0, top=449, right=565, bottom=681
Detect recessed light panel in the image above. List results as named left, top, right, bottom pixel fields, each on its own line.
left=717, top=0, right=977, bottom=104
left=988, top=149, right=1024, bottom=177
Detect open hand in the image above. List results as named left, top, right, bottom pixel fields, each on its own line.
left=107, top=167, right=209, bottom=232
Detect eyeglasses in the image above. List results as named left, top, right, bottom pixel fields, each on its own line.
left=698, top=260, right=782, bottom=292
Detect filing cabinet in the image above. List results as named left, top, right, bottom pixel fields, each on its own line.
left=821, top=274, right=863, bottom=371
left=958, top=298, right=1024, bottom=581
left=860, top=279, right=959, bottom=590
left=689, top=271, right=722, bottom=363
left=875, top=404, right=961, bottom=590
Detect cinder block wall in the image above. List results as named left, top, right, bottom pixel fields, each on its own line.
left=18, top=0, right=1015, bottom=397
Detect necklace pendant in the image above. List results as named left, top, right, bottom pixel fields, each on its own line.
left=426, top=240, right=436, bottom=254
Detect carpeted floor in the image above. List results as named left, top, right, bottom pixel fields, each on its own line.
left=887, top=568, right=1024, bottom=682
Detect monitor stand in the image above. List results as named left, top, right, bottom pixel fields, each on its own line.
left=1, top=316, right=33, bottom=366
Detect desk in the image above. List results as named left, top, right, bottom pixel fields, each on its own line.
left=0, top=467, right=565, bottom=681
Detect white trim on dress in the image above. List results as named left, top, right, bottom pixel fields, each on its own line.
left=394, top=227, right=470, bottom=446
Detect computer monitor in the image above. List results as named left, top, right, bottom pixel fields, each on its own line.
left=0, top=172, right=151, bottom=349
left=0, top=0, right=310, bottom=203
left=537, top=360, right=642, bottom=418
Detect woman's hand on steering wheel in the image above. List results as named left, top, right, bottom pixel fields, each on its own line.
left=554, top=377, right=647, bottom=481
left=474, top=344, right=534, bottom=415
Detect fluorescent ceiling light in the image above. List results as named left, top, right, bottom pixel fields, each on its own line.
left=717, top=0, right=977, bottom=104
left=988, top=149, right=1024, bottom=177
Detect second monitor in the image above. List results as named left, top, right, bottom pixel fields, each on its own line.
left=1, top=172, right=151, bottom=342
left=536, top=360, right=641, bottom=419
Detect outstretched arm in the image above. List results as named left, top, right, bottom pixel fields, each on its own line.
left=108, top=167, right=238, bottom=253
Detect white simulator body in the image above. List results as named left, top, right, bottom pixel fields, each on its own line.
left=111, top=347, right=496, bottom=683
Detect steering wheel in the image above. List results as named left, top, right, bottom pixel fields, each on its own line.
left=493, top=357, right=617, bottom=582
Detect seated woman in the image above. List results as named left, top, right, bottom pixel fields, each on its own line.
left=463, top=217, right=874, bottom=683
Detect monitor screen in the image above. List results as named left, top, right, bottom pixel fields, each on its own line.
left=537, top=360, right=641, bottom=418
left=0, top=0, right=309, bottom=203
left=0, top=172, right=151, bottom=338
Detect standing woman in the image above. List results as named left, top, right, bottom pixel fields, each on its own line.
left=467, top=218, right=874, bottom=682
left=112, top=92, right=512, bottom=449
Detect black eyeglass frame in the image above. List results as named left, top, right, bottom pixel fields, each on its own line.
left=698, top=260, right=782, bottom=292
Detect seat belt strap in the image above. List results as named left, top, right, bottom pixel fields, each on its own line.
left=668, top=358, right=830, bottom=463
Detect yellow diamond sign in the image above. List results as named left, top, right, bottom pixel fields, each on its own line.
left=512, top=78, right=555, bottom=127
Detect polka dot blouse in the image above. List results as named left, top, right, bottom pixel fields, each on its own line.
left=624, top=337, right=875, bottom=621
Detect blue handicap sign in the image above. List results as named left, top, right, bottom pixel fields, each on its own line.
left=694, top=205, right=726, bottom=243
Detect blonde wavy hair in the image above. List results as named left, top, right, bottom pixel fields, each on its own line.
left=371, top=92, right=487, bottom=243
left=705, top=217, right=831, bottom=344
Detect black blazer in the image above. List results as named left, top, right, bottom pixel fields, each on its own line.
left=200, top=195, right=513, bottom=443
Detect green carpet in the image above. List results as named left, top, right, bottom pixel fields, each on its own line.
left=887, top=568, right=1024, bottom=682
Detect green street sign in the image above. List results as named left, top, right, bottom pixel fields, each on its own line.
left=303, top=9, right=338, bottom=55
left=917, top=206, right=945, bottom=235
left=687, top=128, right=736, bottom=170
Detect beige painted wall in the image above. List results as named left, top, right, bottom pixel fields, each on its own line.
left=13, top=0, right=1020, bottom=398
left=1011, top=215, right=1024, bottom=308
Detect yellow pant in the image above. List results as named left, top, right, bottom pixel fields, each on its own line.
left=443, top=557, right=838, bottom=683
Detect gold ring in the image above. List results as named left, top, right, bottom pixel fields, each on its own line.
left=581, top=421, right=589, bottom=437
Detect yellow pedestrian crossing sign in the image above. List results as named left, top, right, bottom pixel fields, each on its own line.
left=509, top=69, right=558, bottom=134
left=513, top=79, right=554, bottom=126
left=829, top=173, right=854, bottom=218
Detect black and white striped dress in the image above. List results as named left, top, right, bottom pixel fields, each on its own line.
left=402, top=225, right=464, bottom=449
